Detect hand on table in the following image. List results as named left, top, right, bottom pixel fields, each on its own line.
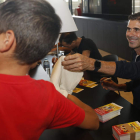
left=100, top=77, right=119, bottom=91
left=62, top=53, right=95, bottom=72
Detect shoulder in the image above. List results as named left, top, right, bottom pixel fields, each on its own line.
left=82, top=37, right=95, bottom=45
left=30, top=79, right=57, bottom=95
left=81, top=36, right=92, bottom=41
left=33, top=79, right=53, bottom=87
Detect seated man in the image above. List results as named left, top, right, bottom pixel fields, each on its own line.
left=55, top=32, right=102, bottom=79
left=59, top=32, right=102, bottom=60
left=0, top=0, right=99, bottom=140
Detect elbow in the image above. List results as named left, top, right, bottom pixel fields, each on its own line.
left=94, top=118, right=100, bottom=130
left=85, top=116, right=99, bottom=130
left=91, top=117, right=100, bottom=130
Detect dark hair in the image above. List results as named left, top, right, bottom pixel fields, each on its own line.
left=128, top=12, right=140, bottom=21
left=59, top=32, right=77, bottom=45
left=0, top=0, right=61, bottom=64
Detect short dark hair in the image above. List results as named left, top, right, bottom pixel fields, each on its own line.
left=0, top=0, right=61, bottom=64
left=59, top=32, right=77, bottom=45
left=128, top=12, right=140, bottom=21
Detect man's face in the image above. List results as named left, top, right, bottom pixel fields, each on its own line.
left=126, top=20, right=140, bottom=49
left=61, top=41, right=76, bottom=49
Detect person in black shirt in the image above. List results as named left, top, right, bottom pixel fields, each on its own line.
left=59, top=32, right=102, bottom=60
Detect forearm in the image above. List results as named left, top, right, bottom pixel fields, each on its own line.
left=114, top=61, right=140, bottom=79
left=62, top=54, right=116, bottom=75
left=67, top=94, right=99, bottom=130
left=67, top=94, right=94, bottom=111
left=98, top=61, right=116, bottom=75
left=86, top=59, right=116, bottom=75
left=117, top=83, right=127, bottom=91
left=82, top=50, right=90, bottom=57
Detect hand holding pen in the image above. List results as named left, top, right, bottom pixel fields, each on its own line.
left=100, top=77, right=111, bottom=83
left=100, top=77, right=119, bottom=91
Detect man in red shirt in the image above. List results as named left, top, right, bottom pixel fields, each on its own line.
left=0, top=0, right=99, bottom=139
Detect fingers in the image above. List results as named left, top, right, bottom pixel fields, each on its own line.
left=62, top=53, right=91, bottom=72
left=100, top=77, right=112, bottom=90
left=101, top=80, right=118, bottom=91
left=101, top=82, right=109, bottom=90
left=63, top=61, right=85, bottom=72
left=64, top=53, right=81, bottom=61
left=62, top=53, right=85, bottom=71
left=101, top=84, right=109, bottom=90
left=52, top=57, right=58, bottom=63
left=62, top=58, right=76, bottom=66
left=100, top=77, right=108, bottom=82
left=62, top=54, right=81, bottom=66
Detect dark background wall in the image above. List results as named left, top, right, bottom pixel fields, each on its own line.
left=73, top=16, right=132, bottom=61
left=102, top=0, right=132, bottom=15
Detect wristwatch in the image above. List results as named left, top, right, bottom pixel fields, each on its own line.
left=94, top=60, right=101, bottom=71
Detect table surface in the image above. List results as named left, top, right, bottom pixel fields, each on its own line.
left=39, top=76, right=140, bottom=140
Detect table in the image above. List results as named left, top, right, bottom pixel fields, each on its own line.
left=39, top=79, right=140, bottom=140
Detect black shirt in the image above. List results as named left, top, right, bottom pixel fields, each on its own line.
left=72, top=36, right=102, bottom=60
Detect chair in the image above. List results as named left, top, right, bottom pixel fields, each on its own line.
left=102, top=54, right=118, bottom=62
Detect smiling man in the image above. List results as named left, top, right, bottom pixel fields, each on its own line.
left=62, top=12, right=140, bottom=110
left=126, top=20, right=140, bottom=51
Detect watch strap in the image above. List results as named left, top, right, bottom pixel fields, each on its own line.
left=94, top=60, right=101, bottom=72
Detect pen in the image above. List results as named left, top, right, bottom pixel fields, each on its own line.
left=100, top=78, right=111, bottom=83
left=96, top=77, right=111, bottom=84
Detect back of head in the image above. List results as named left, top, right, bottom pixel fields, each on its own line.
left=0, top=0, right=61, bottom=64
left=129, top=12, right=140, bottom=21
left=59, top=32, right=77, bottom=45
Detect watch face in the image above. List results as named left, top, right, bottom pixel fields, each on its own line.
left=95, top=60, right=101, bottom=69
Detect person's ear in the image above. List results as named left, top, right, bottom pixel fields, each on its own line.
left=0, top=30, right=15, bottom=52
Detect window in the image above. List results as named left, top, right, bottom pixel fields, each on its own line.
left=134, top=0, right=140, bottom=13
left=65, top=0, right=78, bottom=2
left=0, top=0, right=5, bottom=3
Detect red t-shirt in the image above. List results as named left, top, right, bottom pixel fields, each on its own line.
left=0, top=74, right=85, bottom=140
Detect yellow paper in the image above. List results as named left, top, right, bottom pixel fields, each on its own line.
left=73, top=88, right=84, bottom=93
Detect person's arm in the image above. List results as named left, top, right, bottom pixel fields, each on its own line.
left=49, top=84, right=99, bottom=130
left=62, top=53, right=116, bottom=75
left=82, top=50, right=90, bottom=57
left=67, top=94, right=99, bottom=130
left=82, top=38, right=102, bottom=60
left=62, top=53, right=140, bottom=80
left=114, top=61, right=140, bottom=79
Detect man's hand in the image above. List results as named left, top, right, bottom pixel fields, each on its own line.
left=62, top=53, right=95, bottom=72
left=100, top=77, right=119, bottom=91
left=100, top=77, right=127, bottom=91
left=52, top=57, right=58, bottom=67
left=62, top=53, right=116, bottom=76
